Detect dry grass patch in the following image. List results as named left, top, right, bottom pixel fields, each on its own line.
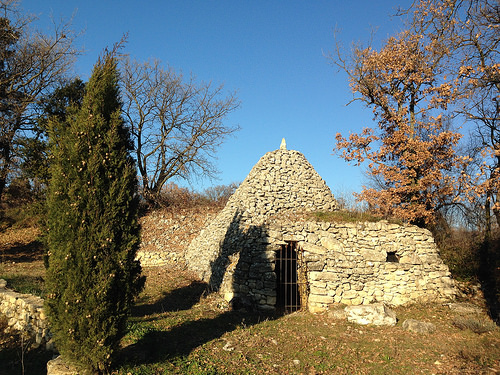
left=453, top=314, right=497, bottom=334
left=115, top=270, right=499, bottom=375
left=0, top=226, right=46, bottom=296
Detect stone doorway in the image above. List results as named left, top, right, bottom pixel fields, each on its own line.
left=275, top=241, right=306, bottom=314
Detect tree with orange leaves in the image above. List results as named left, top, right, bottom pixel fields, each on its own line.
left=331, top=1, right=471, bottom=228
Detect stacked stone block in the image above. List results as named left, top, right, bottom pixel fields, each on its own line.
left=269, top=220, right=456, bottom=313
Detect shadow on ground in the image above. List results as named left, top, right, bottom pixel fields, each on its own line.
left=0, top=240, right=44, bottom=263
left=131, top=280, right=208, bottom=317
left=479, top=237, right=500, bottom=322
left=121, top=283, right=272, bottom=367
left=120, top=309, right=268, bottom=366
left=120, top=208, right=278, bottom=368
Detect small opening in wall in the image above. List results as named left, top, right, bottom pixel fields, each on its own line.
left=386, top=251, right=399, bottom=263
left=275, top=241, right=305, bottom=314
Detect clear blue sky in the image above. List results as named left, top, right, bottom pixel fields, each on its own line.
left=22, top=0, right=412, bottom=198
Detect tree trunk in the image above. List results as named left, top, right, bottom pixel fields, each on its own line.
left=142, top=186, right=161, bottom=208
left=493, top=199, right=500, bottom=232
left=0, top=172, right=6, bottom=203
left=0, top=139, right=12, bottom=203
left=485, top=192, right=492, bottom=241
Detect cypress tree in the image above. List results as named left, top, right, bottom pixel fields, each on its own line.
left=45, top=50, right=144, bottom=374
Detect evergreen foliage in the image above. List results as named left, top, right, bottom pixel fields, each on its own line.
left=18, top=79, right=86, bottom=193
left=45, top=50, right=144, bottom=374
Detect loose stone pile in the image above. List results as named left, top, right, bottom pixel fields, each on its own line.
left=185, top=141, right=457, bottom=313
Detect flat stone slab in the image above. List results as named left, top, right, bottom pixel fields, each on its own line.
left=47, top=356, right=80, bottom=375
left=402, top=319, right=436, bottom=334
left=448, top=302, right=483, bottom=315
left=344, top=303, right=397, bottom=326
left=328, top=308, right=347, bottom=320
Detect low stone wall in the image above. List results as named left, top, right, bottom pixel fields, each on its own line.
left=138, top=207, right=218, bottom=267
left=198, top=217, right=456, bottom=313
left=272, top=219, right=456, bottom=313
left=0, top=279, right=51, bottom=346
left=136, top=249, right=184, bottom=267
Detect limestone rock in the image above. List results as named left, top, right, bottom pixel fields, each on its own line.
left=345, top=303, right=397, bottom=326
left=47, top=356, right=80, bottom=375
left=280, top=138, right=286, bottom=150
left=359, top=248, right=386, bottom=262
left=448, top=302, right=483, bottom=315
left=328, top=308, right=347, bottom=320
left=402, top=319, right=436, bottom=334
left=0, top=279, right=7, bottom=288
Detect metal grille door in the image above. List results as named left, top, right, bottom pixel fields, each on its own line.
left=275, top=241, right=303, bottom=314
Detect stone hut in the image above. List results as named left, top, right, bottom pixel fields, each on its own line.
left=185, top=140, right=456, bottom=313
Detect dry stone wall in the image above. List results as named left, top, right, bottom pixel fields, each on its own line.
left=137, top=207, right=218, bottom=267
left=191, top=217, right=457, bottom=313
left=185, top=143, right=457, bottom=313
left=233, top=148, right=337, bottom=218
left=185, top=146, right=338, bottom=287
left=269, top=219, right=456, bottom=313
left=0, top=279, right=51, bottom=346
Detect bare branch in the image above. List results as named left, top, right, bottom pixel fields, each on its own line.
left=121, top=58, right=240, bottom=204
left=0, top=1, right=80, bottom=200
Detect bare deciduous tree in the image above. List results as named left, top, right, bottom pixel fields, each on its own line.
left=203, top=182, right=239, bottom=205
left=453, top=0, right=500, bottom=232
left=121, top=58, right=240, bottom=204
left=0, top=0, right=79, bottom=200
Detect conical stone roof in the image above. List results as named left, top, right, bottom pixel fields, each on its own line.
left=185, top=141, right=337, bottom=283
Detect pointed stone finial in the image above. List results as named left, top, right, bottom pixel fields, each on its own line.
left=280, top=138, right=286, bottom=150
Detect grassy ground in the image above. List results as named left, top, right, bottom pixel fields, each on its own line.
left=115, top=267, right=499, bottom=375
left=0, top=215, right=499, bottom=374
left=0, top=226, right=46, bottom=297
